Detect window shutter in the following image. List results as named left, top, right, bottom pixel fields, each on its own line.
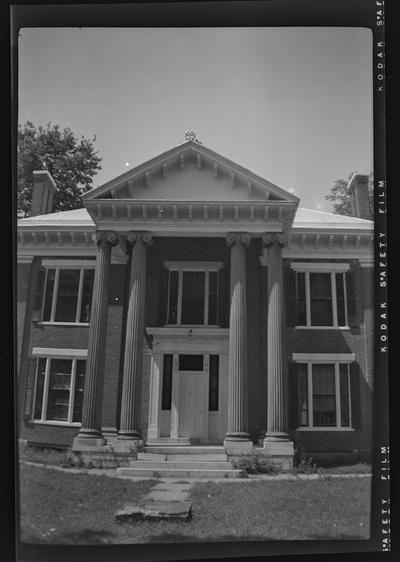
left=218, top=268, right=229, bottom=328
left=158, top=267, right=169, bottom=325
left=286, top=268, right=297, bottom=327
left=23, top=358, right=36, bottom=420
left=346, top=266, right=361, bottom=327
left=288, top=362, right=299, bottom=430
left=350, top=362, right=361, bottom=429
left=32, top=267, right=45, bottom=321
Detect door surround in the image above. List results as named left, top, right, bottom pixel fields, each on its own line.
left=146, top=327, right=229, bottom=443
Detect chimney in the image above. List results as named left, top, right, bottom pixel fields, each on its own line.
left=347, top=174, right=371, bottom=220
left=31, top=170, right=56, bottom=216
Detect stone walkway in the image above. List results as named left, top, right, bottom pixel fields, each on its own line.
left=20, top=460, right=372, bottom=521
left=115, top=480, right=193, bottom=521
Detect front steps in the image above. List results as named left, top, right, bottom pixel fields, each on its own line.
left=116, top=445, right=242, bottom=479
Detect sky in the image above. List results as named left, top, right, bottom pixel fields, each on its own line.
left=18, top=27, right=373, bottom=211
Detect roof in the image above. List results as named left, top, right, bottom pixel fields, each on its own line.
left=17, top=206, right=374, bottom=231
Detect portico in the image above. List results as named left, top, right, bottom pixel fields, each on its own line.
left=70, top=137, right=298, bottom=465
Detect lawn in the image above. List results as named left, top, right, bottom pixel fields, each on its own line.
left=18, top=464, right=371, bottom=544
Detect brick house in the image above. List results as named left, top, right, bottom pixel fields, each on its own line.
left=17, top=135, right=374, bottom=469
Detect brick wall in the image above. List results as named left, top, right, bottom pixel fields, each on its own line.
left=18, top=246, right=374, bottom=455
left=283, top=259, right=374, bottom=455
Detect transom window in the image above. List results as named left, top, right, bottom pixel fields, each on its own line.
left=165, top=261, right=223, bottom=326
left=32, top=351, right=87, bottom=424
left=292, top=355, right=355, bottom=430
left=41, top=260, right=95, bottom=324
left=290, top=263, right=350, bottom=327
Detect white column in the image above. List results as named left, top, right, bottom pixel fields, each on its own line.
left=73, top=231, right=117, bottom=449
left=147, top=353, right=162, bottom=441
left=223, top=232, right=253, bottom=454
left=118, top=231, right=153, bottom=441
left=170, top=354, right=179, bottom=439
left=262, top=233, right=294, bottom=461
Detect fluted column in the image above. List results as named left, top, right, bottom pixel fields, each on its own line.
left=118, top=231, right=152, bottom=440
left=74, top=231, right=117, bottom=447
left=262, top=233, right=292, bottom=449
left=224, top=232, right=252, bottom=452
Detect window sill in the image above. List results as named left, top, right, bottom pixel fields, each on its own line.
left=296, top=427, right=355, bottom=432
left=37, top=322, right=90, bottom=327
left=294, top=326, right=351, bottom=330
left=31, top=420, right=82, bottom=427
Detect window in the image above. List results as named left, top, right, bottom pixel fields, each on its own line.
left=290, top=263, right=349, bottom=327
left=40, top=260, right=95, bottom=324
left=165, top=262, right=223, bottom=326
left=32, top=350, right=87, bottom=424
left=208, top=355, right=219, bottom=411
left=291, top=355, right=355, bottom=430
left=161, top=354, right=173, bottom=410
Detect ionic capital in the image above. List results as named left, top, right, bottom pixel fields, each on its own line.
left=262, top=233, right=287, bottom=248
left=126, top=231, right=153, bottom=246
left=226, top=232, right=251, bottom=247
left=92, top=230, right=118, bottom=247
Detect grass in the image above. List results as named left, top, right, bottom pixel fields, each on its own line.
left=18, top=464, right=371, bottom=544
left=18, top=446, right=78, bottom=468
left=18, top=465, right=157, bottom=544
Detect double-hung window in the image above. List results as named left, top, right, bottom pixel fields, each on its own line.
left=40, top=260, right=95, bottom=324
left=290, top=263, right=350, bottom=327
left=31, top=348, right=87, bottom=424
left=165, top=261, right=223, bottom=326
left=291, top=354, right=355, bottom=430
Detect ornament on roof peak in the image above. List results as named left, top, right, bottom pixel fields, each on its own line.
left=184, top=129, right=202, bottom=144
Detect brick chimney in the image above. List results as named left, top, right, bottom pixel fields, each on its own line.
left=31, top=170, right=56, bottom=216
left=347, top=174, right=371, bottom=220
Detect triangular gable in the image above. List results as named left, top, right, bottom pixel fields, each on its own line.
left=83, top=140, right=299, bottom=204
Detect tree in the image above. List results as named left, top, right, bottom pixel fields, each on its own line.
left=325, top=172, right=374, bottom=216
left=17, top=121, right=102, bottom=216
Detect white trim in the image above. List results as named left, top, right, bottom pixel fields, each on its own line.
left=32, top=348, right=88, bottom=357
left=294, top=326, right=351, bottom=331
left=39, top=322, right=90, bottom=327
left=165, top=261, right=223, bottom=271
left=331, top=272, right=338, bottom=327
left=148, top=327, right=229, bottom=338
left=31, top=421, right=82, bottom=427
left=291, top=262, right=350, bottom=272
left=296, top=427, right=355, bottom=432
left=17, top=256, right=34, bottom=264
left=42, top=259, right=96, bottom=268
left=282, top=250, right=374, bottom=260
left=292, top=353, right=355, bottom=362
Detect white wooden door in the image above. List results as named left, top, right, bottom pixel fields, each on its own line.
left=179, top=370, right=208, bottom=440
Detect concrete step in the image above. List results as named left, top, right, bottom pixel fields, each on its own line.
left=144, top=446, right=226, bottom=455
left=137, top=452, right=228, bottom=462
left=117, top=467, right=241, bottom=479
left=129, top=460, right=233, bottom=470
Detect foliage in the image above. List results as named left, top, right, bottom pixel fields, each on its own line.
left=293, top=445, right=318, bottom=474
left=231, top=452, right=277, bottom=474
left=325, top=172, right=373, bottom=216
left=17, top=121, right=102, bottom=216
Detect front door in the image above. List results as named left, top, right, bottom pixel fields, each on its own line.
left=178, top=354, right=208, bottom=441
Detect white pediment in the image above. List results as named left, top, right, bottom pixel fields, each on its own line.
left=83, top=141, right=298, bottom=204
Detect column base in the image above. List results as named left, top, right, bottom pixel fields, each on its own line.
left=72, top=436, right=106, bottom=451
left=224, top=438, right=253, bottom=455
left=263, top=436, right=294, bottom=456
